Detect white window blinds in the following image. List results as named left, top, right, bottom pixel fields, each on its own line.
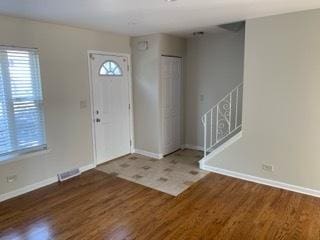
left=0, top=47, right=46, bottom=157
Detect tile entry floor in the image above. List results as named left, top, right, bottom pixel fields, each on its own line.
left=96, top=149, right=208, bottom=196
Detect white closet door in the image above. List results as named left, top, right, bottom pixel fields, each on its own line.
left=161, top=56, right=182, bottom=155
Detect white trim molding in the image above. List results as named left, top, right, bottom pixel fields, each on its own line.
left=0, top=163, right=96, bottom=203
left=199, top=131, right=242, bottom=168
left=80, top=163, right=96, bottom=173
left=183, top=144, right=204, bottom=151
left=0, top=176, right=58, bottom=203
left=133, top=149, right=163, bottom=159
left=0, top=148, right=52, bottom=166
left=201, top=164, right=320, bottom=198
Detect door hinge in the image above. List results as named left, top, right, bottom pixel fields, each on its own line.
left=130, top=140, right=132, bottom=146
left=127, top=64, right=130, bottom=72
left=128, top=104, right=131, bottom=110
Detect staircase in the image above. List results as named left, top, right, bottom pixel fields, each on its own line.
left=199, top=83, right=243, bottom=167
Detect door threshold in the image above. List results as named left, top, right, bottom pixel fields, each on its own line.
left=97, top=153, right=131, bottom=167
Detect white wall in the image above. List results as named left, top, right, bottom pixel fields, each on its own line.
left=131, top=34, right=186, bottom=155
left=206, top=9, right=320, bottom=191
left=185, top=30, right=245, bottom=147
left=0, top=15, right=130, bottom=195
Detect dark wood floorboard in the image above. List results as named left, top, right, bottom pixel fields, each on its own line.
left=1, top=170, right=320, bottom=239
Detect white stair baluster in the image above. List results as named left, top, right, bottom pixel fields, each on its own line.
left=201, top=82, right=243, bottom=155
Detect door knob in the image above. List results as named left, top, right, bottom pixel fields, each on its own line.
left=96, top=118, right=101, bottom=123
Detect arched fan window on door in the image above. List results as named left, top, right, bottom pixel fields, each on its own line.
left=99, top=60, right=123, bottom=76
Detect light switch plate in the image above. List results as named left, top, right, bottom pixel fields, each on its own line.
left=80, top=100, right=87, bottom=109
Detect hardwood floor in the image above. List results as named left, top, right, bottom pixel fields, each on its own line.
left=1, top=170, right=320, bottom=240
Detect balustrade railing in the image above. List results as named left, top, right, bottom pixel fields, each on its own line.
left=201, top=83, right=243, bottom=157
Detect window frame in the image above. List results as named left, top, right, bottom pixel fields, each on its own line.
left=0, top=46, right=47, bottom=162
left=99, top=60, right=123, bottom=77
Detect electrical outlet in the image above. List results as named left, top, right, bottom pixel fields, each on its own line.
left=262, top=164, right=274, bottom=172
left=7, top=175, right=17, bottom=183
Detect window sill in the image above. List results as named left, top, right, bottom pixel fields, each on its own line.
left=0, top=148, right=52, bottom=165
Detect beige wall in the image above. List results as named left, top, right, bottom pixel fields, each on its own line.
left=0, top=15, right=130, bottom=195
left=131, top=34, right=186, bottom=154
left=131, top=34, right=162, bottom=154
left=185, top=30, right=245, bottom=147
left=206, top=9, right=320, bottom=191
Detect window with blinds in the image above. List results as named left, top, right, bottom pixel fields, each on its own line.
left=0, top=47, right=46, bottom=158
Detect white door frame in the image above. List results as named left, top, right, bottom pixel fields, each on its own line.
left=159, top=55, right=183, bottom=156
left=87, top=50, right=134, bottom=167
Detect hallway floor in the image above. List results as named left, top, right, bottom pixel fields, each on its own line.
left=96, top=149, right=208, bottom=196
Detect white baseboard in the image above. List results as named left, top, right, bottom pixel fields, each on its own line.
left=0, top=163, right=96, bottom=203
left=133, top=149, right=163, bottom=159
left=199, top=131, right=242, bottom=166
left=80, top=163, right=96, bottom=172
left=0, top=176, right=58, bottom=203
left=201, top=164, right=320, bottom=198
left=183, top=144, right=204, bottom=151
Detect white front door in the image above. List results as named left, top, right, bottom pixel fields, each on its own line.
left=90, top=53, right=131, bottom=164
left=161, top=56, right=182, bottom=155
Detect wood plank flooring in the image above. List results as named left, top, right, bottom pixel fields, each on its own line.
left=1, top=170, right=320, bottom=239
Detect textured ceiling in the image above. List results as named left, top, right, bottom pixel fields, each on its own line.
left=0, top=0, right=319, bottom=36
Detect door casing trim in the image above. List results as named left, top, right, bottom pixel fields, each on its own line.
left=159, top=56, right=183, bottom=156
left=87, top=50, right=134, bottom=167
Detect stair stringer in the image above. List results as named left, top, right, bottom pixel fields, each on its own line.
left=199, top=131, right=242, bottom=170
